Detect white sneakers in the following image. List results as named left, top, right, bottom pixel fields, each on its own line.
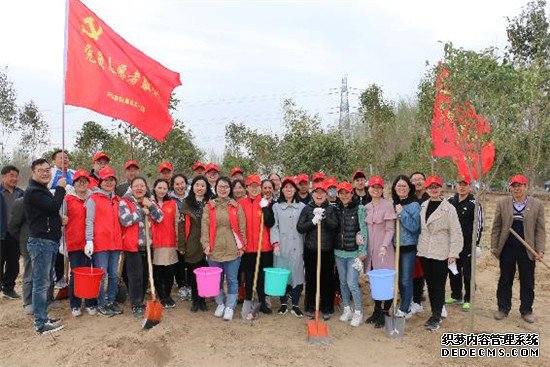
left=223, top=307, right=234, bottom=321
left=340, top=306, right=353, bottom=322
left=340, top=306, right=363, bottom=327
left=410, top=302, right=423, bottom=314
left=85, top=307, right=97, bottom=316
left=71, top=308, right=82, bottom=317
left=214, top=304, right=225, bottom=318
left=441, top=305, right=448, bottom=318
left=350, top=311, right=363, bottom=327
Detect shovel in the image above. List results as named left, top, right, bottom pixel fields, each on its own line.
left=241, top=212, right=264, bottom=320
left=115, top=252, right=128, bottom=304
left=55, top=238, right=69, bottom=300
left=143, top=216, right=162, bottom=329
left=307, top=222, right=329, bottom=343
left=385, top=221, right=405, bottom=339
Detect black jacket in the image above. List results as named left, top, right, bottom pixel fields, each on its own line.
left=335, top=197, right=360, bottom=252
left=448, top=193, right=483, bottom=254
left=296, top=200, right=338, bottom=252
left=8, top=197, right=29, bottom=255
left=23, top=179, right=66, bottom=241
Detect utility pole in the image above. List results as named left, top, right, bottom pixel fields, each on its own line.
left=339, top=75, right=351, bottom=142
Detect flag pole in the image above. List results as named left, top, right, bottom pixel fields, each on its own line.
left=62, top=0, right=69, bottom=170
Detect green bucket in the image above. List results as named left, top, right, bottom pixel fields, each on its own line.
left=264, top=267, right=291, bottom=296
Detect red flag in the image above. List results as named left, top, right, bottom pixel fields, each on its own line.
left=65, top=0, right=181, bottom=141
left=431, top=64, right=495, bottom=180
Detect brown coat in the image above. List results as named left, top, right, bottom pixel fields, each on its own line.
left=417, top=199, right=463, bottom=261
left=200, top=198, right=247, bottom=262
left=490, top=196, right=546, bottom=260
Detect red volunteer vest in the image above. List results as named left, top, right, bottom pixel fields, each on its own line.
left=238, top=196, right=272, bottom=253
left=208, top=201, right=245, bottom=252
left=65, top=194, right=86, bottom=252
left=121, top=198, right=140, bottom=252
left=90, top=192, right=123, bottom=252
left=152, top=200, right=177, bottom=248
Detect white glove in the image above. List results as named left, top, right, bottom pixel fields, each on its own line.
left=352, top=257, right=364, bottom=272
left=356, top=233, right=364, bottom=245
left=312, top=215, right=321, bottom=225
left=85, top=241, right=94, bottom=258
left=260, top=197, right=269, bottom=208
left=313, top=208, right=325, bottom=217
left=475, top=246, right=482, bottom=258
left=273, top=244, right=281, bottom=256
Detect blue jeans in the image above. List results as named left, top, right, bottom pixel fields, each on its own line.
left=93, top=250, right=120, bottom=306
left=68, top=251, right=97, bottom=309
left=27, top=237, right=58, bottom=329
left=334, top=256, right=362, bottom=310
left=398, top=249, right=417, bottom=313
left=208, top=257, right=241, bottom=309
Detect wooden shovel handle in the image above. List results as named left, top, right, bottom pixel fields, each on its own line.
left=509, top=228, right=549, bottom=269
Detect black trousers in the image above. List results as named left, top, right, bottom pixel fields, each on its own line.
left=185, top=259, right=208, bottom=302
left=280, top=284, right=303, bottom=306
left=304, top=248, right=335, bottom=314
left=55, top=252, right=64, bottom=282
left=497, top=242, right=535, bottom=315
left=125, top=251, right=148, bottom=306
left=448, top=251, right=472, bottom=302
left=0, top=234, right=20, bottom=292
left=419, top=257, right=447, bottom=320
left=174, top=252, right=188, bottom=288
left=241, top=251, right=273, bottom=304
left=153, top=264, right=175, bottom=301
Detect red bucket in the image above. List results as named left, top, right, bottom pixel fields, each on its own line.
left=73, top=267, right=105, bottom=299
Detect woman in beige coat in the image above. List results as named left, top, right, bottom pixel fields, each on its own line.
left=201, top=176, right=246, bottom=321
left=417, top=176, right=463, bottom=331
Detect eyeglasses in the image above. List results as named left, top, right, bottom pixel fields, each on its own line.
left=34, top=168, right=51, bottom=174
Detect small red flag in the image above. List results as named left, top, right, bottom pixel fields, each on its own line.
left=431, top=64, right=495, bottom=180
left=65, top=0, right=181, bottom=141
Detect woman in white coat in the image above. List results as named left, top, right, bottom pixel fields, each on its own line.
left=270, top=177, right=306, bottom=317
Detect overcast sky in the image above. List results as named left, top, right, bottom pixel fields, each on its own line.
left=0, top=0, right=541, bottom=159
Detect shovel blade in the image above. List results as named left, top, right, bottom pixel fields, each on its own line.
left=307, top=320, right=329, bottom=343
left=384, top=314, right=405, bottom=339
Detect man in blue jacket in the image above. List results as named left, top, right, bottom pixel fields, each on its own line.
left=24, top=158, right=67, bottom=334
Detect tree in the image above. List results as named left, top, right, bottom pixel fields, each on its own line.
left=18, top=100, right=50, bottom=159
left=0, top=67, right=18, bottom=164
left=505, top=0, right=550, bottom=185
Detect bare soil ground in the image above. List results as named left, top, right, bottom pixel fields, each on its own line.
left=0, top=193, right=548, bottom=367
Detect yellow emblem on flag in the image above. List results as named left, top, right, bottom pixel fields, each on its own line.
left=81, top=16, right=103, bottom=41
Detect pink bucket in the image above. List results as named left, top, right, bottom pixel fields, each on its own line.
left=194, top=267, right=223, bottom=297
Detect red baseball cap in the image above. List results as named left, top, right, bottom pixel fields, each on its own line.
left=312, top=181, right=327, bottom=192
left=324, top=177, right=338, bottom=188
left=72, top=169, right=90, bottom=182
left=193, top=162, right=206, bottom=171
left=281, top=176, right=297, bottom=187
left=338, top=181, right=353, bottom=193
left=98, top=166, right=116, bottom=180
left=205, top=163, right=220, bottom=173
left=456, top=174, right=471, bottom=184
left=158, top=161, right=173, bottom=173
left=509, top=174, right=528, bottom=185
left=352, top=170, right=366, bottom=180
left=230, top=167, right=244, bottom=176
left=296, top=173, right=309, bottom=184
left=245, top=174, right=261, bottom=186
left=368, top=176, right=384, bottom=187
left=124, top=160, right=140, bottom=169
left=92, top=152, right=110, bottom=162
left=424, top=175, right=444, bottom=188
left=312, top=172, right=325, bottom=182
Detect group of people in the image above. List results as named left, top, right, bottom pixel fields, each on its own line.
left=0, top=149, right=546, bottom=335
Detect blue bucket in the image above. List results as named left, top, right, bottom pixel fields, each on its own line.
left=367, top=269, right=395, bottom=300
left=264, top=268, right=291, bottom=296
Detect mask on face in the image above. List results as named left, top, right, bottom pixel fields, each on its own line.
left=328, top=188, right=338, bottom=197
